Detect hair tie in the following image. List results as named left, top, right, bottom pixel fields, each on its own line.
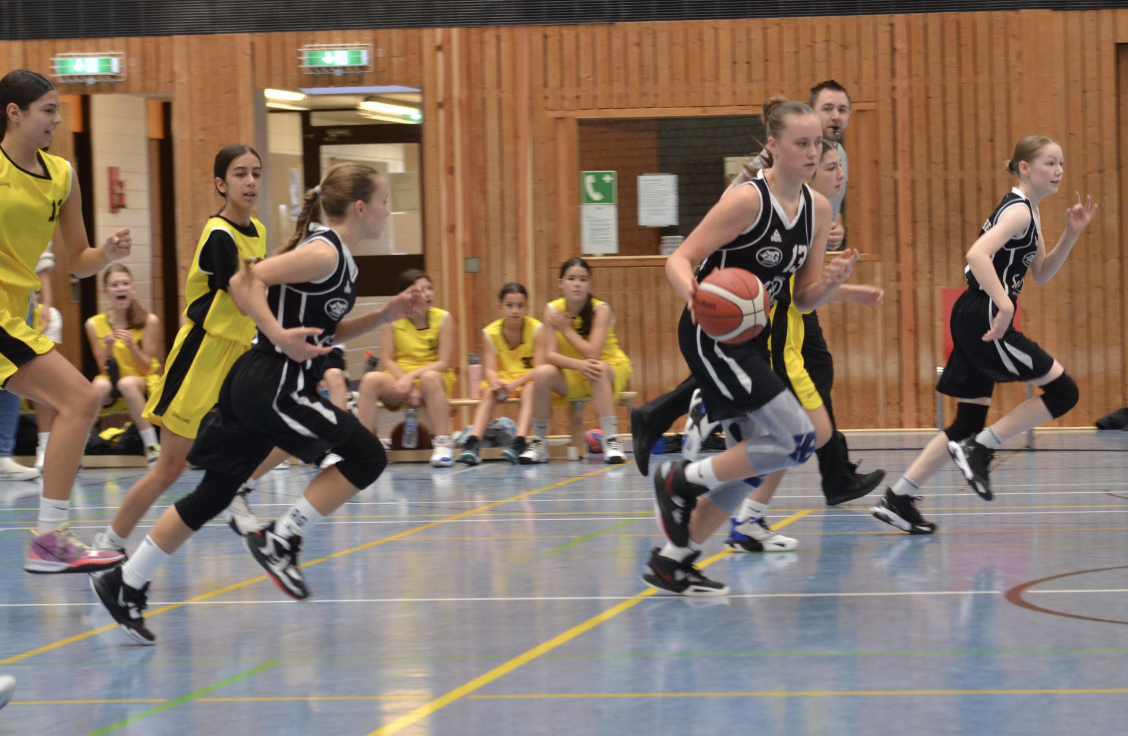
left=314, top=185, right=322, bottom=196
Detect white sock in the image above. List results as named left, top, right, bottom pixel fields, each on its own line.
left=599, top=416, right=618, bottom=439
left=975, top=426, right=1003, bottom=450
left=102, top=526, right=128, bottom=548
left=531, top=419, right=548, bottom=441
left=37, top=497, right=68, bottom=535
left=685, top=458, right=721, bottom=489
left=736, top=498, right=768, bottom=523
left=140, top=427, right=158, bottom=447
left=37, top=432, right=49, bottom=452
left=891, top=475, right=921, bottom=497
left=658, top=539, right=701, bottom=562
left=122, top=536, right=169, bottom=589
left=274, top=495, right=324, bottom=540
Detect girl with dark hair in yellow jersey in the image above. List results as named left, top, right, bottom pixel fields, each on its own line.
left=1, top=70, right=131, bottom=574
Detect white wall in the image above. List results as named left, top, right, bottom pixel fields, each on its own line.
left=90, top=95, right=152, bottom=314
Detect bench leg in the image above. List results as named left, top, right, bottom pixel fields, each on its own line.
left=570, top=400, right=586, bottom=458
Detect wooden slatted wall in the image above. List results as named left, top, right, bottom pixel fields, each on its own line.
left=3, top=9, right=1127, bottom=430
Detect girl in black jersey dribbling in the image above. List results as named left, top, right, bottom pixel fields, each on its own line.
left=646, top=96, right=858, bottom=596
left=92, top=163, right=423, bottom=644
left=872, top=136, right=1097, bottom=534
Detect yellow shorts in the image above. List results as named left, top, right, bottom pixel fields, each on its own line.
left=382, top=369, right=457, bottom=412
left=143, top=324, right=249, bottom=439
left=97, top=371, right=162, bottom=415
left=0, top=289, right=53, bottom=388
left=552, top=360, right=633, bottom=408
left=775, top=302, right=823, bottom=412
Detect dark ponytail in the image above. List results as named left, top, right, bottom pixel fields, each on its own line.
left=0, top=70, right=56, bottom=138
left=558, top=257, right=595, bottom=337
left=498, top=282, right=527, bottom=301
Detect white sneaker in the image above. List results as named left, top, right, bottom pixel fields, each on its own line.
left=682, top=389, right=719, bottom=462
left=724, top=517, right=799, bottom=552
left=320, top=453, right=343, bottom=469
left=430, top=436, right=454, bottom=467
left=0, top=456, right=39, bottom=482
left=603, top=436, right=626, bottom=464
left=93, top=531, right=127, bottom=556
left=0, top=674, right=14, bottom=711
left=518, top=437, right=549, bottom=465
left=144, top=444, right=161, bottom=464
left=225, top=483, right=260, bottom=536
left=34, top=444, right=46, bottom=471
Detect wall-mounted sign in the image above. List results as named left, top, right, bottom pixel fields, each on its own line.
left=299, top=44, right=373, bottom=75
left=637, top=173, right=678, bottom=228
left=52, top=53, right=125, bottom=83
left=581, top=171, right=618, bottom=255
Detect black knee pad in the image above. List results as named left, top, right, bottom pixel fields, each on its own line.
left=332, top=424, right=388, bottom=490
left=1040, top=373, right=1079, bottom=419
left=943, top=402, right=990, bottom=442
left=173, top=470, right=244, bottom=532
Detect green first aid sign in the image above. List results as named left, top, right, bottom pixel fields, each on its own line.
left=581, top=172, right=616, bottom=205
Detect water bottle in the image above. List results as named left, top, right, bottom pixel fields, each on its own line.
left=467, top=353, right=482, bottom=399
left=403, top=407, right=419, bottom=449
left=364, top=350, right=379, bottom=373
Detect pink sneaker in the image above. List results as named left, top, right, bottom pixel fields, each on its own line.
left=24, top=523, right=124, bottom=574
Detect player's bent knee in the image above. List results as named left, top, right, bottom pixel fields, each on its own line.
left=173, top=470, right=244, bottom=532
left=1040, top=373, right=1078, bottom=419
left=943, top=401, right=990, bottom=441
left=332, top=424, right=387, bottom=489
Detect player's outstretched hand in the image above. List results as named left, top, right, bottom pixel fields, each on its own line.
left=275, top=327, right=331, bottom=363
left=105, top=228, right=132, bottom=261
left=822, top=248, right=859, bottom=289
left=851, top=285, right=884, bottom=309
left=1065, top=193, right=1097, bottom=237
left=387, top=284, right=425, bottom=322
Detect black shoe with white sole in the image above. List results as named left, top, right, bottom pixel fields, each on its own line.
left=245, top=522, right=309, bottom=600
left=825, top=465, right=886, bottom=506
left=90, top=565, right=156, bottom=645
left=871, top=489, right=937, bottom=535
left=653, top=460, right=704, bottom=548
left=641, top=548, right=729, bottom=597
left=948, top=438, right=994, bottom=501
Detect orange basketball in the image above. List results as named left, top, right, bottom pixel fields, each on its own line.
left=693, top=268, right=768, bottom=344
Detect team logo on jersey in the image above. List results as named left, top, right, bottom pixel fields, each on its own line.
left=757, top=246, right=783, bottom=268
left=48, top=198, right=63, bottom=222
left=1022, top=252, right=1036, bottom=267
left=324, top=298, right=349, bottom=320
left=765, top=276, right=785, bottom=303
left=522, top=357, right=533, bottom=369
left=770, top=230, right=783, bottom=243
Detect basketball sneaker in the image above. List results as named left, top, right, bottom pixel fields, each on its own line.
left=502, top=436, right=526, bottom=464
left=245, top=522, right=309, bottom=600
left=0, top=674, right=14, bottom=711
left=225, top=482, right=259, bottom=536
left=24, top=523, right=123, bottom=574
left=724, top=517, right=799, bottom=552
left=871, top=488, right=937, bottom=535
left=825, top=462, right=886, bottom=506
left=0, top=456, right=39, bottom=482
left=430, top=436, right=455, bottom=467
left=948, top=438, right=994, bottom=501
left=93, top=530, right=127, bottom=558
left=144, top=444, right=161, bottom=464
left=653, top=460, right=704, bottom=548
left=603, top=436, right=626, bottom=464
left=629, top=406, right=662, bottom=476
left=518, top=437, right=549, bottom=464
left=90, top=564, right=155, bottom=645
left=681, top=390, right=718, bottom=462
left=642, top=548, right=729, bottom=596
left=458, top=435, right=481, bottom=466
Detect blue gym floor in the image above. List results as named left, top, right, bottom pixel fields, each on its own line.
left=1, top=430, right=1127, bottom=735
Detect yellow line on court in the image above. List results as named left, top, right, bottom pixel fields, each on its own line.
left=10, top=699, right=166, bottom=705
left=366, top=509, right=812, bottom=736
left=199, top=695, right=427, bottom=702
left=0, top=466, right=617, bottom=665
left=467, top=687, right=1128, bottom=698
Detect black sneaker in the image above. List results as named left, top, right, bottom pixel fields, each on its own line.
left=458, top=435, right=481, bottom=466
left=871, top=489, right=937, bottom=535
left=90, top=565, right=156, bottom=645
left=825, top=463, right=886, bottom=506
left=630, top=407, right=662, bottom=476
left=948, top=438, right=994, bottom=501
left=641, top=548, right=729, bottom=596
left=502, top=436, right=526, bottom=465
left=653, top=460, right=704, bottom=548
left=245, top=522, right=309, bottom=600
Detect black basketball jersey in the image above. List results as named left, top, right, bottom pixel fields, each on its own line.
left=696, top=172, right=815, bottom=308
left=253, top=224, right=358, bottom=362
left=965, top=188, right=1040, bottom=299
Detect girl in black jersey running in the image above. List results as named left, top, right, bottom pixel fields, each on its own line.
left=645, top=97, right=858, bottom=596
left=872, top=136, right=1096, bottom=535
left=93, top=163, right=423, bottom=644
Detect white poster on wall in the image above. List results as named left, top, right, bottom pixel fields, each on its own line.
left=637, top=174, right=678, bottom=228
left=581, top=205, right=618, bottom=255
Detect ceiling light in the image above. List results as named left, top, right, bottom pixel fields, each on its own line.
left=265, top=89, right=307, bottom=102
left=266, top=101, right=307, bottom=111
left=358, top=100, right=419, bottom=117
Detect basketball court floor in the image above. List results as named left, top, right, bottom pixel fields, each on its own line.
left=1, top=430, right=1126, bottom=735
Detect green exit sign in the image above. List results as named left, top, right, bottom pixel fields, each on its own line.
left=53, top=55, right=123, bottom=79
left=300, top=45, right=372, bottom=74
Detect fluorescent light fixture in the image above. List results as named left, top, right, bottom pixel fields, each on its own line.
left=265, top=101, right=307, bottom=111
left=300, top=85, right=421, bottom=95
left=357, top=100, right=420, bottom=117
left=265, top=89, right=307, bottom=102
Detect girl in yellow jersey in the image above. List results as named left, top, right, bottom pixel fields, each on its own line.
left=458, top=283, right=543, bottom=465
left=93, top=146, right=288, bottom=554
left=1, top=70, right=132, bottom=573
left=520, top=257, right=633, bottom=465
left=84, top=264, right=163, bottom=462
left=357, top=269, right=457, bottom=467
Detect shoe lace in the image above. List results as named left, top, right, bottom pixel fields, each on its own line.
left=54, top=523, right=89, bottom=551
left=678, top=552, right=711, bottom=582
left=126, top=582, right=150, bottom=614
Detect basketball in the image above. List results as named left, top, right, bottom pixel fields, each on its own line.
left=693, top=268, right=769, bottom=344
left=584, top=428, right=604, bottom=453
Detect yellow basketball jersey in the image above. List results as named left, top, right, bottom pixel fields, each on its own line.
left=183, top=216, right=266, bottom=345
left=392, top=308, right=448, bottom=369
left=483, top=316, right=542, bottom=376
left=90, top=313, right=161, bottom=378
left=0, top=147, right=72, bottom=294
left=547, top=297, right=629, bottom=365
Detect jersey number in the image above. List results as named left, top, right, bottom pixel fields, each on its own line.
left=784, top=245, right=809, bottom=274
left=521, top=357, right=533, bottom=370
